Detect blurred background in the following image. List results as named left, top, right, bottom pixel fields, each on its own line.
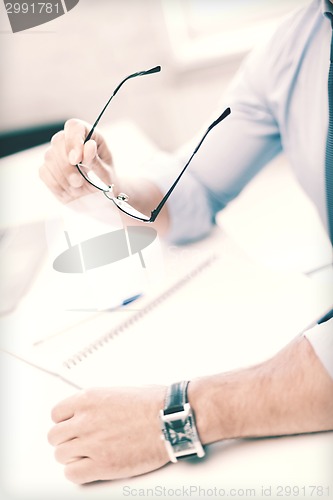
left=0, top=0, right=308, bottom=154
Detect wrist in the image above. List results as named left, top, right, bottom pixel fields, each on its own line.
left=187, top=377, right=221, bottom=445
left=146, top=385, right=170, bottom=465
left=187, top=365, right=272, bottom=444
left=115, top=176, right=170, bottom=234
left=187, top=374, right=243, bottom=444
left=159, top=381, right=205, bottom=462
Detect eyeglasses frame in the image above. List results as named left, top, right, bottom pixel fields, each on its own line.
left=76, top=66, right=231, bottom=223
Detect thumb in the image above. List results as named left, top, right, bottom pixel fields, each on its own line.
left=82, top=139, right=98, bottom=166
left=79, top=139, right=113, bottom=187
left=64, top=119, right=88, bottom=165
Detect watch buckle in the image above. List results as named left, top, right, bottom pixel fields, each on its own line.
left=162, top=403, right=191, bottom=423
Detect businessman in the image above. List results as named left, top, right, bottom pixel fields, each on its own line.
left=42, top=0, right=333, bottom=484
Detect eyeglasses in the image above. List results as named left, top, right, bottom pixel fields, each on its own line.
left=76, top=66, right=231, bottom=223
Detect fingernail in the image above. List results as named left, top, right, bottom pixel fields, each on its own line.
left=69, top=149, right=78, bottom=165
left=68, top=173, right=84, bottom=188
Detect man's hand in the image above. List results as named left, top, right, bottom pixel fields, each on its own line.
left=39, top=119, right=115, bottom=204
left=47, top=385, right=169, bottom=484
left=47, top=336, right=333, bottom=485
left=39, top=118, right=171, bottom=233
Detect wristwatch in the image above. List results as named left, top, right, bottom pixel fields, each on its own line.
left=159, top=380, right=205, bottom=463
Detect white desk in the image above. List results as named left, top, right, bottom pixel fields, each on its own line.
left=0, top=123, right=332, bottom=500
left=1, top=350, right=332, bottom=500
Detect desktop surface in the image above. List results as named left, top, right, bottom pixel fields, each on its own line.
left=0, top=123, right=332, bottom=500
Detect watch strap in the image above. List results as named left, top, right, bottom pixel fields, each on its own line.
left=164, top=380, right=189, bottom=414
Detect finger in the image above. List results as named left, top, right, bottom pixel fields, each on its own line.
left=48, top=420, right=77, bottom=446
left=40, top=166, right=72, bottom=204
left=67, top=170, right=85, bottom=189
left=82, top=139, right=97, bottom=166
left=44, top=132, right=76, bottom=193
left=54, top=438, right=82, bottom=464
left=64, top=119, right=90, bottom=165
left=64, top=457, right=99, bottom=485
left=68, top=138, right=107, bottom=190
left=51, top=394, right=78, bottom=423
left=41, top=149, right=73, bottom=193
left=80, top=140, right=113, bottom=185
left=42, top=137, right=90, bottom=197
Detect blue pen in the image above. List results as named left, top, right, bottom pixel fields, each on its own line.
left=121, top=294, right=142, bottom=306
left=317, top=308, right=333, bottom=325
left=57, top=294, right=143, bottom=313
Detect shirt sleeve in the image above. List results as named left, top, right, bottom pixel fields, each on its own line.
left=142, top=34, right=283, bottom=244
left=304, top=319, right=333, bottom=379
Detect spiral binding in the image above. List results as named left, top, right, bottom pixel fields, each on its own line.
left=62, top=253, right=218, bottom=370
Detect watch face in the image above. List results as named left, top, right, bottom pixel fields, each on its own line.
left=164, top=409, right=197, bottom=456
left=160, top=402, right=205, bottom=461
left=165, top=414, right=196, bottom=454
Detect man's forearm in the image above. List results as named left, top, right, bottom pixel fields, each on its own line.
left=48, top=335, right=333, bottom=484
left=189, top=335, right=333, bottom=444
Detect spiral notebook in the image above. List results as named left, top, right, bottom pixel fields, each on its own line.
left=13, top=231, right=332, bottom=390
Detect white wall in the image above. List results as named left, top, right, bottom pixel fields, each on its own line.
left=0, top=0, right=307, bottom=151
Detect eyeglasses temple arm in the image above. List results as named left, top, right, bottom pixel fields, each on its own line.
left=84, top=66, right=161, bottom=144
left=149, top=107, right=231, bottom=223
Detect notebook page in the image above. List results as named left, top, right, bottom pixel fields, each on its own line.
left=27, top=235, right=333, bottom=389
left=1, top=226, right=222, bottom=373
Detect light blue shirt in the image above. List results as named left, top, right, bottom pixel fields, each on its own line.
left=145, top=0, right=333, bottom=376
left=148, top=0, right=333, bottom=246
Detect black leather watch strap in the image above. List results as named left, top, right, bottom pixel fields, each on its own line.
left=164, top=381, right=189, bottom=414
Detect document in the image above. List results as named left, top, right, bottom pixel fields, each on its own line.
left=2, top=230, right=331, bottom=391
